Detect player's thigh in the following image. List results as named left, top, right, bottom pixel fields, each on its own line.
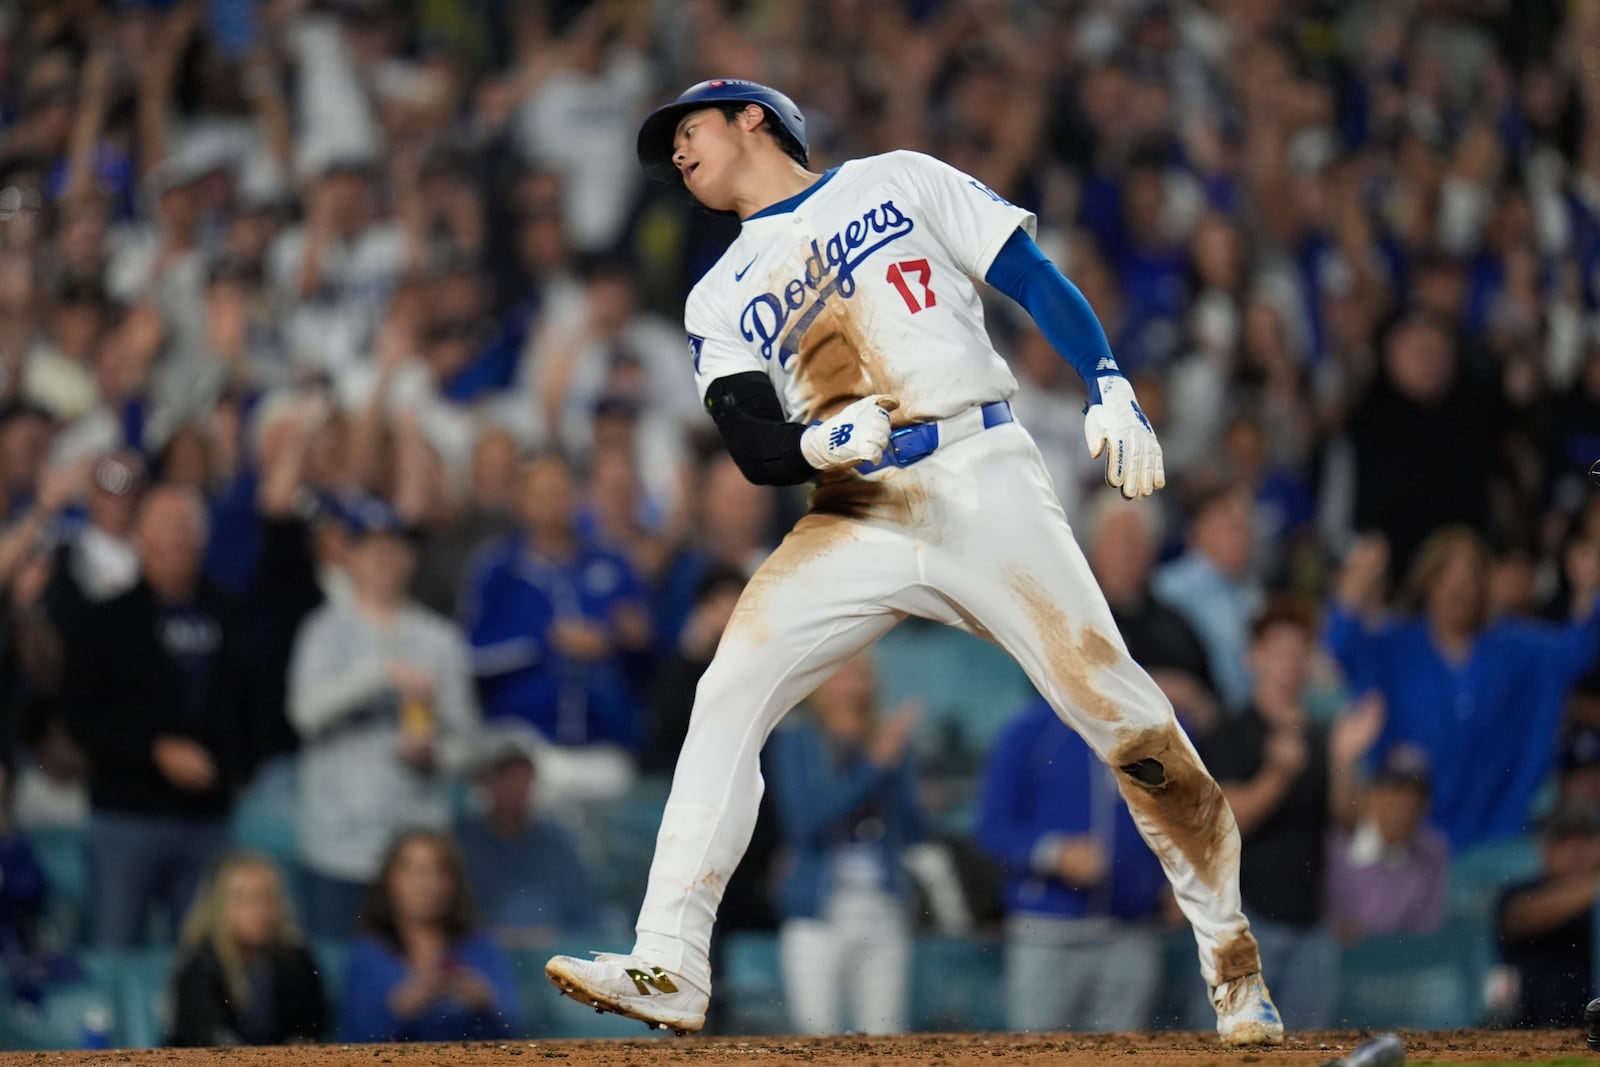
left=926, top=429, right=1175, bottom=751
left=688, top=513, right=915, bottom=724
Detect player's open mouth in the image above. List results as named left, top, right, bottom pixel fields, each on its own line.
left=683, top=163, right=700, bottom=183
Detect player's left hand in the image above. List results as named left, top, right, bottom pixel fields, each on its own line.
left=1083, top=375, right=1165, bottom=500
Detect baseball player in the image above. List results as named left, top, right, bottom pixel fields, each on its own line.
left=546, top=80, right=1283, bottom=1046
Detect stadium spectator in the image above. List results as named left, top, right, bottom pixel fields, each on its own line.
left=975, top=694, right=1168, bottom=1033
left=768, top=656, right=926, bottom=1036
left=1151, top=481, right=1263, bottom=713
left=1556, top=724, right=1600, bottom=811
left=167, top=851, right=327, bottom=1047
left=40, top=450, right=144, bottom=644
left=338, top=829, right=521, bottom=1043
left=1325, top=744, right=1450, bottom=943
left=1328, top=529, right=1600, bottom=850
left=652, top=451, right=777, bottom=656
left=1326, top=314, right=1508, bottom=581
left=62, top=483, right=257, bottom=947
left=411, top=426, right=518, bottom=619
left=1198, top=598, right=1385, bottom=1029
left=0, top=764, right=53, bottom=1007
left=1083, top=490, right=1220, bottom=737
left=1496, top=805, right=1600, bottom=1029
left=456, top=726, right=600, bottom=946
left=647, top=564, right=747, bottom=773
left=461, top=453, right=651, bottom=748
left=288, top=494, right=480, bottom=939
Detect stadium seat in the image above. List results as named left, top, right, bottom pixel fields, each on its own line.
left=1334, top=917, right=1493, bottom=1030
left=874, top=621, right=1035, bottom=765
left=719, top=931, right=787, bottom=1035
left=26, top=826, right=89, bottom=947
left=0, top=950, right=120, bottom=1051
left=115, top=945, right=173, bottom=1049
left=1446, top=836, right=1540, bottom=924
left=911, top=935, right=1008, bottom=1032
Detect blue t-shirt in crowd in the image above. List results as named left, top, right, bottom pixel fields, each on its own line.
left=337, top=932, right=521, bottom=1043
left=1327, top=602, right=1600, bottom=850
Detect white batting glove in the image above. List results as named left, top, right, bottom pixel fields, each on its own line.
left=801, top=394, right=900, bottom=471
left=1083, top=376, right=1165, bottom=500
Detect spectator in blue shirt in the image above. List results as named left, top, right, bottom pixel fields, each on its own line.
left=1328, top=528, right=1600, bottom=851
left=768, top=656, right=926, bottom=1036
left=456, top=726, right=604, bottom=946
left=975, top=695, right=1168, bottom=1033
left=339, top=829, right=521, bottom=1044
left=460, top=454, right=652, bottom=747
left=1152, top=481, right=1264, bottom=713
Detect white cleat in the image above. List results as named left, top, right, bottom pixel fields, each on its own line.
left=1213, top=972, right=1285, bottom=1046
left=545, top=952, right=708, bottom=1036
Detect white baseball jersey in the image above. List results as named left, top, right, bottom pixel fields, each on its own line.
left=684, top=151, right=1035, bottom=424
left=620, top=150, right=1263, bottom=1014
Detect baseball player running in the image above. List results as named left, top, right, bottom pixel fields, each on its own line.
left=546, top=79, right=1283, bottom=1046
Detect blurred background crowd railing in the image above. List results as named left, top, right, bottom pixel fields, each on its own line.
left=0, top=0, right=1599, bottom=1048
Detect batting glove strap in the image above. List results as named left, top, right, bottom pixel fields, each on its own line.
left=801, top=394, right=898, bottom=471
left=1083, top=375, right=1166, bottom=500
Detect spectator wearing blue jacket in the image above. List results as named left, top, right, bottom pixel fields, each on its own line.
left=339, top=830, right=521, bottom=1043
left=1328, top=528, right=1600, bottom=851
left=460, top=454, right=652, bottom=748
left=768, top=656, right=926, bottom=1036
left=975, top=695, right=1168, bottom=1033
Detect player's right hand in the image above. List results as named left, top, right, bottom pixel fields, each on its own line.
left=801, top=394, right=900, bottom=471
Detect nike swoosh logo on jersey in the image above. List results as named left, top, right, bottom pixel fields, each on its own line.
left=734, top=257, right=758, bottom=282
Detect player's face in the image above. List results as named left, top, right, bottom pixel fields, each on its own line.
left=672, top=107, right=749, bottom=212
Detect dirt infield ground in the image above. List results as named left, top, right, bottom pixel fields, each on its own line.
left=4, top=1030, right=1592, bottom=1067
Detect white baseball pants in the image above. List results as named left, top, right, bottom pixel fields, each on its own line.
left=633, top=420, right=1260, bottom=998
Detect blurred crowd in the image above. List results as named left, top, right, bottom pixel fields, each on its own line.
left=0, top=0, right=1598, bottom=1045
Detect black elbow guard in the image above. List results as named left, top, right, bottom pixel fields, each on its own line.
left=704, top=372, right=816, bottom=486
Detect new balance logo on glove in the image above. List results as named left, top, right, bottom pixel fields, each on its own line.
left=800, top=395, right=899, bottom=471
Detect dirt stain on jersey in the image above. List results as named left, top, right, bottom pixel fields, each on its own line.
left=1108, top=721, right=1238, bottom=899
left=1211, top=930, right=1263, bottom=987
left=793, top=280, right=906, bottom=424
left=1008, top=572, right=1122, bottom=721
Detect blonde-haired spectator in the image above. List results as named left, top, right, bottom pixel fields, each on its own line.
left=167, top=851, right=327, bottom=1046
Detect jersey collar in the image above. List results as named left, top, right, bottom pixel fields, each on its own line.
left=744, top=167, right=840, bottom=221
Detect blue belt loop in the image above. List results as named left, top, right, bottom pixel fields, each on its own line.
left=855, top=400, right=1013, bottom=474
left=981, top=400, right=1015, bottom=429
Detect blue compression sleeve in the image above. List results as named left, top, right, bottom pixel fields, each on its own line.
left=985, top=228, right=1122, bottom=401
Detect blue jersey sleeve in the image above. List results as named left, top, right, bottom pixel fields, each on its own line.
left=985, top=228, right=1124, bottom=402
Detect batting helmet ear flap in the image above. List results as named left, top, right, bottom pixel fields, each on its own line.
left=636, top=79, right=809, bottom=185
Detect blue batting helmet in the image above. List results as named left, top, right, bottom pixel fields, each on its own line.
left=636, top=79, right=808, bottom=184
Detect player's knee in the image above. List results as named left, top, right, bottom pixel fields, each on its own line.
left=1119, top=757, right=1167, bottom=789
